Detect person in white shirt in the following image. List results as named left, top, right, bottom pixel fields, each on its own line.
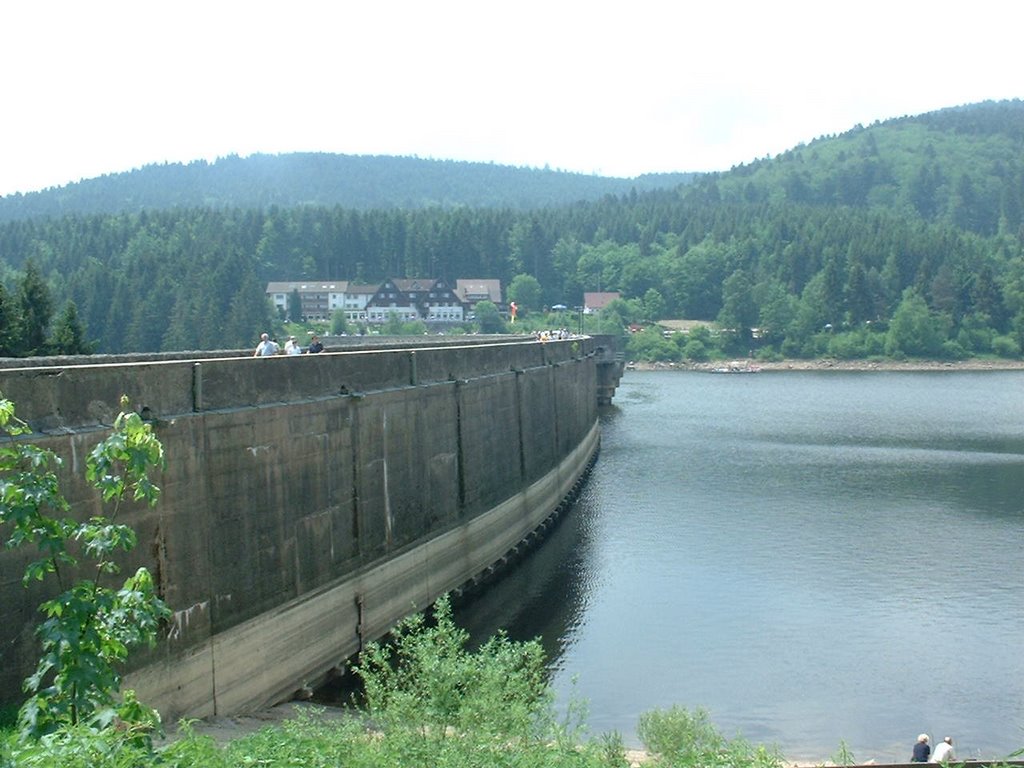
left=931, top=736, right=955, bottom=763
left=254, top=333, right=279, bottom=357
left=284, top=335, right=301, bottom=355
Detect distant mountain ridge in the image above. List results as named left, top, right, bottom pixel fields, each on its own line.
left=0, top=153, right=696, bottom=223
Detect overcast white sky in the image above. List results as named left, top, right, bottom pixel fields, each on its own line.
left=2, top=0, right=1021, bottom=197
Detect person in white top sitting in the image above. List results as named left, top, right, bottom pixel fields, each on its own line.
left=931, top=736, right=955, bottom=763
left=284, top=335, right=301, bottom=355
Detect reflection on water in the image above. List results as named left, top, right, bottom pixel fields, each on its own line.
left=455, top=371, right=1024, bottom=762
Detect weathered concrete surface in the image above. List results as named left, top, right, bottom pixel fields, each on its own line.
left=592, top=334, right=626, bottom=405
left=0, top=338, right=603, bottom=721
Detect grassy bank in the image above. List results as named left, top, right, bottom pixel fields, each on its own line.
left=5, top=597, right=1022, bottom=767
left=2, top=597, right=783, bottom=768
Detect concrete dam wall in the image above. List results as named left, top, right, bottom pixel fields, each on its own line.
left=0, top=337, right=607, bottom=721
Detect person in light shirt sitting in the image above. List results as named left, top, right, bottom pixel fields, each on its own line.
left=931, top=736, right=955, bottom=763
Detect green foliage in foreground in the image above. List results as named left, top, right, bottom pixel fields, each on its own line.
left=0, top=395, right=169, bottom=741
left=0, top=595, right=789, bottom=768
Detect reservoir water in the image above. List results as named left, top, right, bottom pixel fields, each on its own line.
left=454, top=370, right=1024, bottom=763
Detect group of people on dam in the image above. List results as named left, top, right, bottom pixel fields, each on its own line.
left=254, top=332, right=324, bottom=356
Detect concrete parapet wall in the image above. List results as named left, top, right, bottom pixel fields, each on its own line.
left=0, top=338, right=600, bottom=720
left=0, top=337, right=593, bottom=427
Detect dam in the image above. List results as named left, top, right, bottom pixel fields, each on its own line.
left=0, top=335, right=623, bottom=722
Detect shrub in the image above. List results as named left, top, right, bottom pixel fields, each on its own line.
left=352, top=595, right=552, bottom=747
left=681, top=339, right=709, bottom=361
left=1, top=395, right=169, bottom=740
left=755, top=347, right=784, bottom=362
left=3, top=723, right=154, bottom=768
left=627, top=328, right=680, bottom=362
left=637, top=705, right=783, bottom=768
left=827, top=331, right=867, bottom=359
left=347, top=595, right=628, bottom=767
left=940, top=339, right=969, bottom=360
left=992, top=334, right=1021, bottom=358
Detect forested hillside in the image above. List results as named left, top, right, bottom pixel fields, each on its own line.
left=711, top=100, right=1024, bottom=237
left=0, top=153, right=694, bottom=223
left=0, top=100, right=1022, bottom=361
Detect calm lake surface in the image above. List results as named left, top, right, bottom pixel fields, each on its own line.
left=454, top=370, right=1024, bottom=762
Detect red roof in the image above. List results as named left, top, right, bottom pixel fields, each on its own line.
left=583, top=291, right=620, bottom=310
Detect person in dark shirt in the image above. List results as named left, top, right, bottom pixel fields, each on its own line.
left=912, top=734, right=931, bottom=762
left=306, top=334, right=324, bottom=354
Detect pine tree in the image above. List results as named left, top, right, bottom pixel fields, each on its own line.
left=0, top=282, right=18, bottom=357
left=844, top=260, right=875, bottom=324
left=225, top=271, right=275, bottom=348
left=288, top=288, right=303, bottom=322
left=16, top=259, right=54, bottom=356
left=49, top=300, right=95, bottom=355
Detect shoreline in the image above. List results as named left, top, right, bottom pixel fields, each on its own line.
left=173, top=703, right=1012, bottom=767
left=159, top=703, right=834, bottom=766
left=627, top=358, right=1024, bottom=373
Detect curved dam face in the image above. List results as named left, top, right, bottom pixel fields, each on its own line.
left=0, top=338, right=606, bottom=721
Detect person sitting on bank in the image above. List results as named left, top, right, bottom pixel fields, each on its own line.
left=306, top=334, right=324, bottom=353
left=931, top=736, right=954, bottom=763
left=912, top=734, right=931, bottom=762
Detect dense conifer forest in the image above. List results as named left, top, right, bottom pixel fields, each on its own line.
left=0, top=99, right=1021, bottom=359
left=0, top=154, right=695, bottom=223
